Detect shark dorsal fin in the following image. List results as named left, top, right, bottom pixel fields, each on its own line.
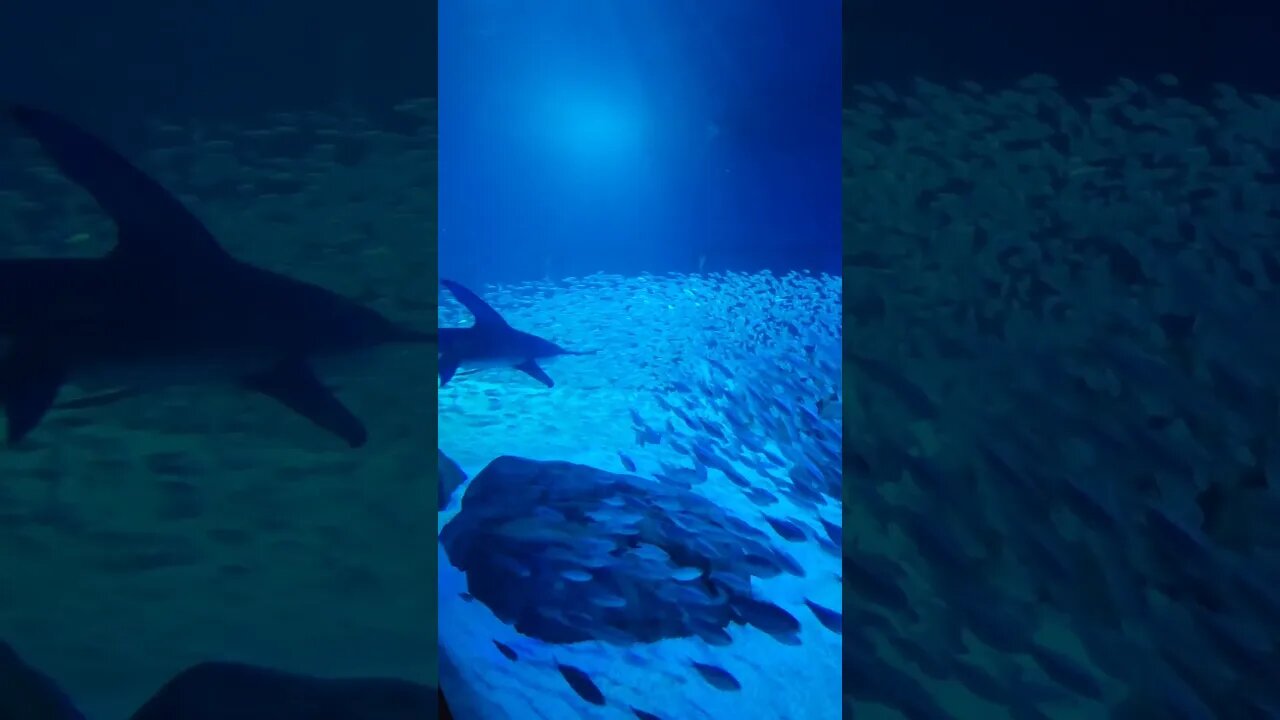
left=440, top=279, right=509, bottom=328
left=9, top=105, right=231, bottom=266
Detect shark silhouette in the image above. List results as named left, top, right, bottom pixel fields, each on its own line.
left=437, top=279, right=593, bottom=388
left=0, top=105, right=434, bottom=447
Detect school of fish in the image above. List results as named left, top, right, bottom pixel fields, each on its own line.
left=437, top=270, right=842, bottom=719
left=843, top=74, right=1280, bottom=719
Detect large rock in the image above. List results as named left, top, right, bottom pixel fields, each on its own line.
left=440, top=455, right=804, bottom=646
left=130, top=662, right=435, bottom=720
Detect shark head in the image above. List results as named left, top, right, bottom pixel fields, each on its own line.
left=290, top=283, right=435, bottom=353
left=519, top=330, right=582, bottom=361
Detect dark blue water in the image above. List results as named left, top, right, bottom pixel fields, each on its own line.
left=0, top=0, right=434, bottom=126
left=847, top=0, right=1280, bottom=101
left=440, top=0, right=841, bottom=287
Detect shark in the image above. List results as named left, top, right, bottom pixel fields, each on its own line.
left=0, top=105, right=434, bottom=447
left=437, top=279, right=594, bottom=388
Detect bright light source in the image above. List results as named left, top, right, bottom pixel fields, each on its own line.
left=535, top=87, right=645, bottom=176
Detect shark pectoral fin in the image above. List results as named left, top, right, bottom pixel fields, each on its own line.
left=516, top=360, right=555, bottom=388
left=440, top=355, right=460, bottom=387
left=0, top=345, right=67, bottom=445
left=243, top=359, right=368, bottom=448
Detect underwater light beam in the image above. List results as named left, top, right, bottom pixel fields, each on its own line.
left=534, top=88, right=648, bottom=178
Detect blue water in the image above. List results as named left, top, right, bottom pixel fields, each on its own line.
left=439, top=0, right=841, bottom=286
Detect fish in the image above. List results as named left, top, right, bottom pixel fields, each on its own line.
left=1027, top=643, right=1103, bottom=700
left=691, top=661, right=741, bottom=691
left=618, top=451, right=637, bottom=472
left=0, top=105, right=435, bottom=446
left=745, top=487, right=780, bottom=506
left=762, top=515, right=808, bottom=542
left=588, top=593, right=628, bottom=608
left=491, top=640, right=518, bottom=662
left=437, top=279, right=595, bottom=388
left=735, top=598, right=802, bottom=639
left=819, top=515, right=839, bottom=543
left=803, top=598, right=842, bottom=635
left=693, top=625, right=734, bottom=646
left=843, top=551, right=917, bottom=621
left=556, top=663, right=605, bottom=706
left=845, top=351, right=939, bottom=419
